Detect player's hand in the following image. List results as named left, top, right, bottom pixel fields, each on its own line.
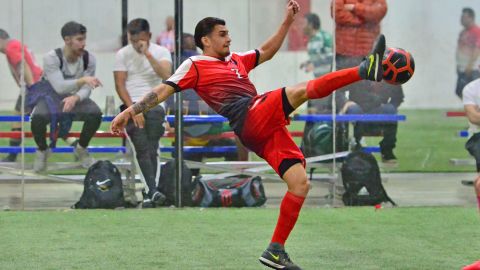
left=344, top=4, right=355, bottom=11
left=82, top=76, right=103, bottom=89
left=110, top=110, right=132, bottom=135
left=285, top=0, right=300, bottom=23
left=133, top=113, right=145, bottom=128
left=62, top=95, right=80, bottom=112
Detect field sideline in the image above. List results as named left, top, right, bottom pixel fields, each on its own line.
left=0, top=109, right=475, bottom=173
left=0, top=207, right=478, bottom=269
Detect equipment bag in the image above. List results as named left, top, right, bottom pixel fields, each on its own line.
left=302, top=121, right=349, bottom=159
left=341, top=151, right=396, bottom=206
left=157, top=159, right=194, bottom=206
left=192, top=175, right=267, bottom=207
left=74, top=160, right=125, bottom=209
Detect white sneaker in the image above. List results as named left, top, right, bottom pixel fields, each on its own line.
left=34, top=149, right=50, bottom=172
left=74, top=145, right=95, bottom=168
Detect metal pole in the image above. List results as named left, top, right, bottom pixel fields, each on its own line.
left=121, top=0, right=128, bottom=47
left=174, top=0, right=183, bottom=207
left=20, top=0, right=25, bottom=210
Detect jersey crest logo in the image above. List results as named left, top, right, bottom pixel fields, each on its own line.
left=231, top=68, right=243, bottom=79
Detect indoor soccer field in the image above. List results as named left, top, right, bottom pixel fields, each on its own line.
left=0, top=207, right=478, bottom=269
left=1, top=0, right=480, bottom=270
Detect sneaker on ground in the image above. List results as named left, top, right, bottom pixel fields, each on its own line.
left=359, top=34, right=386, bottom=82
left=74, top=145, right=95, bottom=168
left=33, top=149, right=50, bottom=172
left=151, top=191, right=166, bottom=206
left=142, top=198, right=155, bottom=208
left=259, top=243, right=302, bottom=270
left=381, top=148, right=397, bottom=164
left=1, top=154, right=17, bottom=162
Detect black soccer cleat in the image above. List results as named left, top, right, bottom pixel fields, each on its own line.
left=359, top=34, right=386, bottom=82
left=151, top=191, right=166, bottom=206
left=259, top=244, right=302, bottom=270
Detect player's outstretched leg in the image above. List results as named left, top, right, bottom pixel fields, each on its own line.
left=300, top=34, right=386, bottom=102
left=359, top=34, right=386, bottom=82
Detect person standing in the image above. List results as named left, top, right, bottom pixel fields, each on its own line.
left=156, top=15, right=175, bottom=55
left=456, top=7, right=480, bottom=99
left=332, top=0, right=402, bottom=163
left=114, top=18, right=172, bottom=207
left=462, top=78, right=480, bottom=270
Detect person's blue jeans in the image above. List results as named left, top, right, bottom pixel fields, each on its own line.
left=346, top=103, right=398, bottom=152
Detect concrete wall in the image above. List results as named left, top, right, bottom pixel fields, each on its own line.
left=1, top=0, right=480, bottom=111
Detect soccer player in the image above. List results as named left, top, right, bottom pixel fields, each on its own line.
left=111, top=1, right=385, bottom=269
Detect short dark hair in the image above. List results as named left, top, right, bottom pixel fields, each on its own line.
left=463, top=7, right=475, bottom=19
left=61, top=21, right=86, bottom=39
left=0, top=29, right=10, bottom=40
left=127, top=18, right=150, bottom=35
left=194, top=17, right=225, bottom=50
left=305, top=13, right=321, bottom=30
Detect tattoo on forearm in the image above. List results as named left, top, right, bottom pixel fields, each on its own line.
left=132, top=92, right=159, bottom=114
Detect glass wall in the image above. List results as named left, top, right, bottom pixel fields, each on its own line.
left=1, top=0, right=480, bottom=209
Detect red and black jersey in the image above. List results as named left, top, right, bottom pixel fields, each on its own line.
left=164, top=49, right=260, bottom=133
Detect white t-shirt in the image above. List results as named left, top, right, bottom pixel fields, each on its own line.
left=114, top=43, right=172, bottom=103
left=462, top=78, right=480, bottom=134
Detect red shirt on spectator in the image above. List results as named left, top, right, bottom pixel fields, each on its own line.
left=5, top=39, right=43, bottom=85
left=456, top=24, right=480, bottom=72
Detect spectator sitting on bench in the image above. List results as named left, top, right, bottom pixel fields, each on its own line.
left=31, top=21, right=103, bottom=172
left=346, top=81, right=404, bottom=163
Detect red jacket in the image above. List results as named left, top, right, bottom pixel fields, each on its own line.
left=332, top=0, right=387, bottom=57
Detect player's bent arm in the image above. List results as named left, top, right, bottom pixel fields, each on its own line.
left=114, top=71, right=133, bottom=107
left=464, top=104, right=480, bottom=125
left=258, top=1, right=297, bottom=65
left=130, top=83, right=175, bottom=115
left=257, top=22, right=291, bottom=64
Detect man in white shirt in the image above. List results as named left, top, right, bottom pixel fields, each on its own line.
left=463, top=78, right=480, bottom=208
left=462, top=78, right=480, bottom=269
left=114, top=18, right=172, bottom=207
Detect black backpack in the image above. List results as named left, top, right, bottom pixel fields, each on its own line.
left=192, top=175, right=267, bottom=207
left=302, top=121, right=349, bottom=159
left=74, top=160, right=125, bottom=209
left=157, top=159, right=194, bottom=206
left=341, top=151, right=396, bottom=206
left=55, top=48, right=89, bottom=71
